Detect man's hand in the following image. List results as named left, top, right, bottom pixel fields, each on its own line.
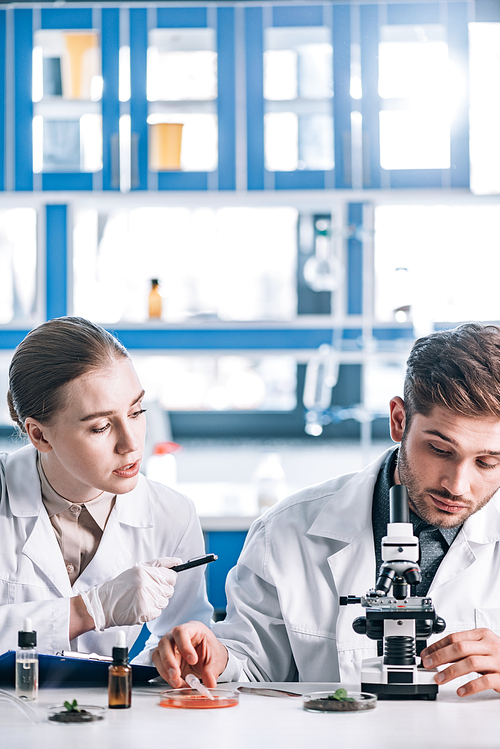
left=152, top=621, right=229, bottom=689
left=421, top=628, right=500, bottom=696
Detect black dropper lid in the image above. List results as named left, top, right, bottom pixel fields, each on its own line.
left=18, top=619, right=36, bottom=648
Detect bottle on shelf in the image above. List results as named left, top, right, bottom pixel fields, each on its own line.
left=146, top=441, right=181, bottom=487
left=148, top=278, right=162, bottom=319
left=252, top=452, right=287, bottom=513
left=108, top=630, right=132, bottom=709
left=16, top=618, right=38, bottom=701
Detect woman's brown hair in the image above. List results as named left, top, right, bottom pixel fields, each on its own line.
left=8, top=317, right=128, bottom=433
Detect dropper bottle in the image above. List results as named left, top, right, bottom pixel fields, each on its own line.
left=108, top=630, right=132, bottom=709
left=16, top=618, right=38, bottom=701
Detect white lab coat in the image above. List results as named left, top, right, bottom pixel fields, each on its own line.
left=215, top=449, right=500, bottom=684
left=0, top=444, right=213, bottom=657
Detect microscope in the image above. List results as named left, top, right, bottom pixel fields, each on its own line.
left=340, top=485, right=446, bottom=700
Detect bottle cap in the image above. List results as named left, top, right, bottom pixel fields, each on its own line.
left=153, top=441, right=181, bottom=456
left=112, top=630, right=129, bottom=665
left=18, top=617, right=36, bottom=648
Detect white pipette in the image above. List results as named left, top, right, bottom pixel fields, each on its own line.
left=185, top=673, right=214, bottom=700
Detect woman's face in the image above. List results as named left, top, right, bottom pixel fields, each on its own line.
left=28, top=357, right=147, bottom=502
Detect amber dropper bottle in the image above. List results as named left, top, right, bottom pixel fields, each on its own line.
left=108, top=630, right=132, bottom=709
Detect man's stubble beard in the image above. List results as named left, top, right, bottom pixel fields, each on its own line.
left=396, top=438, right=496, bottom=529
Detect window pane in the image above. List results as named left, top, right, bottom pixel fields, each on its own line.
left=73, top=207, right=298, bottom=324
left=147, top=28, right=217, bottom=101
left=375, top=205, right=500, bottom=328
left=264, top=27, right=333, bottom=172
left=379, top=110, right=450, bottom=170
left=32, top=30, right=102, bottom=173
left=131, top=354, right=297, bottom=412
left=147, top=28, right=218, bottom=172
left=0, top=209, right=38, bottom=326
left=378, top=24, right=453, bottom=171
left=469, top=22, right=500, bottom=195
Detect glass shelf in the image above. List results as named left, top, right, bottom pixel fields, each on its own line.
left=147, top=27, right=218, bottom=172
left=32, top=28, right=102, bottom=174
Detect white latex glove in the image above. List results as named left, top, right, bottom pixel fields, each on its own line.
left=80, top=557, right=182, bottom=632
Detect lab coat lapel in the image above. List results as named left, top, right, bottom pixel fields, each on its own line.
left=22, top=512, right=73, bottom=597
left=429, top=490, right=500, bottom=593
left=5, top=445, right=73, bottom=597
left=308, top=452, right=388, bottom=601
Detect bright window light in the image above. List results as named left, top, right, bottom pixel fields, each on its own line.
left=131, top=354, right=297, bottom=412
left=73, top=206, right=298, bottom=324
left=469, top=23, right=500, bottom=195
left=80, top=114, right=102, bottom=171
left=375, top=204, right=500, bottom=329
left=265, top=112, right=298, bottom=171
left=379, top=109, right=450, bottom=170
left=378, top=25, right=455, bottom=171
left=32, top=116, right=43, bottom=173
left=32, top=46, right=43, bottom=102
left=264, top=50, right=298, bottom=100
left=119, top=46, right=131, bottom=102
left=119, top=114, right=131, bottom=192
left=0, top=209, right=37, bottom=325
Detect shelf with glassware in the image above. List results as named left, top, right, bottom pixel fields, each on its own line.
left=3, top=4, right=235, bottom=193
left=244, top=1, right=470, bottom=192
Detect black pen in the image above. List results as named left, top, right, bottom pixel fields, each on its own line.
left=171, top=553, right=218, bottom=572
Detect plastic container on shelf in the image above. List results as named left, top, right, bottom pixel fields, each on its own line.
left=145, top=441, right=181, bottom=487
left=252, top=452, right=287, bottom=513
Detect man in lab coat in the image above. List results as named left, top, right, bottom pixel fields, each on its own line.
left=152, top=323, right=500, bottom=697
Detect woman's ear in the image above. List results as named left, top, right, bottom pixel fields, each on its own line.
left=389, top=397, right=406, bottom=443
left=24, top=418, right=53, bottom=453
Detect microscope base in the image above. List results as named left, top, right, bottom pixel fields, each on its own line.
left=361, top=682, right=438, bottom=700
left=361, top=657, right=439, bottom=700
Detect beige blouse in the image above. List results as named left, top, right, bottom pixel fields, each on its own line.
left=37, top=455, right=115, bottom=586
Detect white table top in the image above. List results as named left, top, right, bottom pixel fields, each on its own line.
left=2, top=682, right=500, bottom=749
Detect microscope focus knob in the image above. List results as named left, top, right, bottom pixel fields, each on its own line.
left=433, top=617, right=446, bottom=634
left=352, top=617, right=367, bottom=635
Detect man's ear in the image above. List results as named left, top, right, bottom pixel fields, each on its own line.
left=389, top=397, right=406, bottom=443
left=24, top=418, right=53, bottom=453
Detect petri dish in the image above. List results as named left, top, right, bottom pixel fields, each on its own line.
left=159, top=688, right=239, bottom=709
left=47, top=704, right=106, bottom=723
left=303, top=691, right=377, bottom=713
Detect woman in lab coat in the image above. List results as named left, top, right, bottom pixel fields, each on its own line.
left=0, top=316, right=212, bottom=658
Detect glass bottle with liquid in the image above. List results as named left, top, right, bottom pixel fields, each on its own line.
left=108, top=630, right=132, bottom=709
left=16, top=618, right=38, bottom=701
left=148, top=278, right=162, bottom=319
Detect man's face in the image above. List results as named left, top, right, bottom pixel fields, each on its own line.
left=390, top=397, right=500, bottom=528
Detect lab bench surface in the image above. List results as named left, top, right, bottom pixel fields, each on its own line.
left=2, top=682, right=499, bottom=749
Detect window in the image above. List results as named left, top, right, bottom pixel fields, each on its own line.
left=264, top=26, right=334, bottom=172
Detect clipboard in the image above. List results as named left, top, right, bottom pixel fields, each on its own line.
left=0, top=650, right=158, bottom=688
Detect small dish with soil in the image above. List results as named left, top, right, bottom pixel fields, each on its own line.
left=47, top=700, right=105, bottom=724
left=303, top=689, right=377, bottom=713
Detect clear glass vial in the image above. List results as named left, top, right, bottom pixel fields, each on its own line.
left=15, top=617, right=38, bottom=701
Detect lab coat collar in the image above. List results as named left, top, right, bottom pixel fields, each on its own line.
left=307, top=449, right=392, bottom=543
left=6, top=444, right=154, bottom=528
left=5, top=444, right=43, bottom=516
left=461, top=489, right=500, bottom=544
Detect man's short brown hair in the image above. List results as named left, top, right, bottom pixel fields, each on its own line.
left=403, top=323, right=500, bottom=430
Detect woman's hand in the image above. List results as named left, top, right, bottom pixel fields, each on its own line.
left=421, top=628, right=500, bottom=696
left=152, top=621, right=229, bottom=689
left=79, top=557, right=181, bottom=632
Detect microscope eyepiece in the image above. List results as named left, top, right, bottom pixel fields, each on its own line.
left=389, top=485, right=410, bottom=524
